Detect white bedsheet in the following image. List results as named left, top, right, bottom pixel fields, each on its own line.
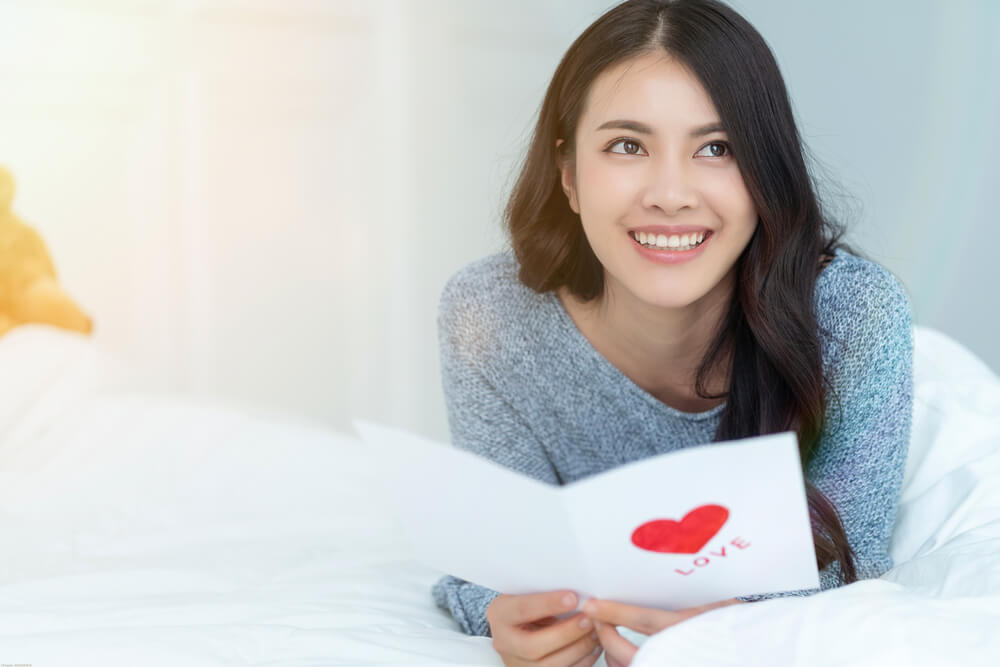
left=0, top=328, right=491, bottom=665
left=0, top=324, right=998, bottom=666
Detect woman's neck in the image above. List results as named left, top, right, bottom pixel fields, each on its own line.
left=558, top=273, right=733, bottom=408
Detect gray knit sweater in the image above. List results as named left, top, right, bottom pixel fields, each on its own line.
left=431, top=246, right=914, bottom=637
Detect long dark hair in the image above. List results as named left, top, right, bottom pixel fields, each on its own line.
left=503, top=0, right=871, bottom=584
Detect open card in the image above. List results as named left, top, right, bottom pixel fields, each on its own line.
left=353, top=419, right=820, bottom=611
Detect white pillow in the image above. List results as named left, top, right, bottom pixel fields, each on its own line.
left=905, top=325, right=1000, bottom=504
left=0, top=324, right=106, bottom=448
left=912, top=325, right=998, bottom=387
left=889, top=325, right=1000, bottom=569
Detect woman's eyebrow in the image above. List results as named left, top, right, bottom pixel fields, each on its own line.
left=594, top=119, right=726, bottom=137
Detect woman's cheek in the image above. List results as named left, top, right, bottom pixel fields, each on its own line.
left=580, top=160, right=635, bottom=211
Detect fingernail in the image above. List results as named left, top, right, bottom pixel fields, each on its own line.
left=579, top=616, right=591, bottom=630
left=592, top=645, right=602, bottom=656
left=583, top=601, right=598, bottom=614
left=562, top=593, right=576, bottom=608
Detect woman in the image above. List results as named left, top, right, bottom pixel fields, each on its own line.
left=432, top=1, right=914, bottom=665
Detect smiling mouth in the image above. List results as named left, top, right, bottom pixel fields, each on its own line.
left=628, top=230, right=712, bottom=251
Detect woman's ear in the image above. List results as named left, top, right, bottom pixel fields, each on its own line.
left=555, top=139, right=580, bottom=215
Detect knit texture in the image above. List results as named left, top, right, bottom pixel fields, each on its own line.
left=431, top=246, right=914, bottom=637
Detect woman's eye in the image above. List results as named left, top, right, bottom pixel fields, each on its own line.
left=696, top=141, right=731, bottom=158
left=606, top=139, right=731, bottom=158
left=607, top=138, right=647, bottom=156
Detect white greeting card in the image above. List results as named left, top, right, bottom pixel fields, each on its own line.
left=353, top=419, right=820, bottom=612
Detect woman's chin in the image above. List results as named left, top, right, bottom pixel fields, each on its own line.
left=631, top=288, right=704, bottom=311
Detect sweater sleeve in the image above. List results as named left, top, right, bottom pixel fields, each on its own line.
left=738, top=264, right=915, bottom=603
left=430, top=273, right=562, bottom=637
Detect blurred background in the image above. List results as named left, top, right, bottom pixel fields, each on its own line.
left=0, top=0, right=996, bottom=443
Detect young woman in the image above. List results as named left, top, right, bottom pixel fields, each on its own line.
left=432, top=1, right=914, bottom=665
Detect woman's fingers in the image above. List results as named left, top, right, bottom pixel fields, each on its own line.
left=568, top=643, right=603, bottom=667
left=522, top=615, right=559, bottom=631
left=579, top=596, right=745, bottom=666
left=583, top=596, right=744, bottom=636
left=681, top=596, right=744, bottom=616
left=532, top=627, right=601, bottom=667
left=593, top=620, right=637, bottom=666
left=583, top=599, right=685, bottom=635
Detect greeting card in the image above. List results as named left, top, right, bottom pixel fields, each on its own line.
left=353, top=419, right=820, bottom=611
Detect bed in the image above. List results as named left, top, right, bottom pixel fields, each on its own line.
left=0, top=322, right=998, bottom=666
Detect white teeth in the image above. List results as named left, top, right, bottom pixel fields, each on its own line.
left=633, top=231, right=707, bottom=251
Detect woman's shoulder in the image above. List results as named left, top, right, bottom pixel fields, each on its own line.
left=438, top=250, right=531, bottom=318
left=814, top=247, right=914, bottom=360
left=816, top=247, right=912, bottom=314
left=437, top=249, right=551, bottom=361
left=440, top=250, right=519, bottom=297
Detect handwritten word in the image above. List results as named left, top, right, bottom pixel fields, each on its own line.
left=673, top=537, right=751, bottom=576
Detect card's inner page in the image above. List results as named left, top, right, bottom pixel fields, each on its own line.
left=558, top=431, right=820, bottom=609
left=353, top=419, right=588, bottom=595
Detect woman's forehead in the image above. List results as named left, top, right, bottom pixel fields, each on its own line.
left=582, top=55, right=720, bottom=134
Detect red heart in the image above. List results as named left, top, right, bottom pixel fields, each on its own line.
left=631, top=504, right=730, bottom=554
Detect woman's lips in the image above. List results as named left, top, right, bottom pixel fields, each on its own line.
left=628, top=230, right=713, bottom=265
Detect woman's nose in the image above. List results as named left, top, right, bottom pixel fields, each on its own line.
left=641, top=158, right=698, bottom=213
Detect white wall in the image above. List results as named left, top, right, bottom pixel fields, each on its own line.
left=0, top=0, right=996, bottom=444
left=735, top=0, right=1000, bottom=383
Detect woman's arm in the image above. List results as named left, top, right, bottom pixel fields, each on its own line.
left=739, top=263, right=914, bottom=602
left=808, top=263, right=915, bottom=585
left=812, top=267, right=914, bottom=582
left=431, top=273, right=562, bottom=637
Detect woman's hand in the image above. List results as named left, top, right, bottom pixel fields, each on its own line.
left=486, top=590, right=604, bottom=666
left=581, top=597, right=745, bottom=667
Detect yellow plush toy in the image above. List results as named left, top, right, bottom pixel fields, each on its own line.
left=0, top=165, right=94, bottom=337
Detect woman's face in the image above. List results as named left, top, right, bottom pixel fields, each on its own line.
left=557, top=51, right=758, bottom=311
